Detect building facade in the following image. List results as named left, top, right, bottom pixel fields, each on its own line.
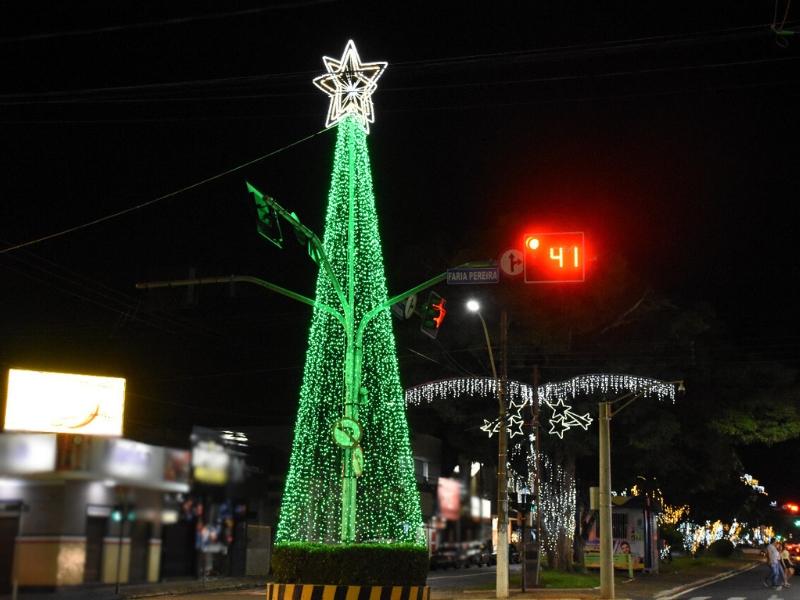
left=0, top=432, right=190, bottom=592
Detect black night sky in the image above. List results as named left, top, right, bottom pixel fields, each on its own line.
left=1, top=2, right=799, bottom=508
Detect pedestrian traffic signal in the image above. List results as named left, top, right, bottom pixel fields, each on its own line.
left=522, top=231, right=585, bottom=283
left=420, top=291, right=446, bottom=339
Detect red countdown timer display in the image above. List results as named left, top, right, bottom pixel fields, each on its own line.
left=523, top=232, right=585, bottom=283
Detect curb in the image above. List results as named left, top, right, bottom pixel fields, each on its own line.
left=653, top=562, right=759, bottom=600
left=123, top=580, right=268, bottom=598
left=431, top=589, right=598, bottom=600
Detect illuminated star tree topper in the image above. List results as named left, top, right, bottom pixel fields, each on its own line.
left=313, top=39, right=387, bottom=133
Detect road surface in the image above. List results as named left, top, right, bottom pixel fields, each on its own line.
left=665, top=563, right=798, bottom=600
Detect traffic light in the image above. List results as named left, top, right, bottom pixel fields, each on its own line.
left=287, top=211, right=320, bottom=264
left=247, top=181, right=284, bottom=249
left=420, top=291, right=446, bottom=339
left=111, top=505, right=136, bottom=523
left=523, top=231, right=585, bottom=283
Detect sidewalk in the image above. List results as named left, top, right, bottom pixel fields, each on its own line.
left=0, top=576, right=268, bottom=600
left=430, top=558, right=759, bottom=600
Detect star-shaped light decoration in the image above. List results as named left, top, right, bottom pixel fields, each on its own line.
left=548, top=415, right=572, bottom=439
left=545, top=397, right=593, bottom=439
left=480, top=398, right=526, bottom=438
left=313, top=40, right=387, bottom=133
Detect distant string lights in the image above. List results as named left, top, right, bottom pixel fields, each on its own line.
left=741, top=473, right=768, bottom=495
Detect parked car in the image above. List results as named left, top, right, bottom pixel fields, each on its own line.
left=491, top=543, right=521, bottom=565
left=430, top=543, right=462, bottom=570
left=464, top=541, right=493, bottom=567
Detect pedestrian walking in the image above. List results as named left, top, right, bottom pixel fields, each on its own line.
left=764, top=538, right=784, bottom=590
left=780, top=542, right=794, bottom=587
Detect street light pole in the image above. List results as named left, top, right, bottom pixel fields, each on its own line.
left=468, top=301, right=508, bottom=599
left=498, top=310, right=508, bottom=600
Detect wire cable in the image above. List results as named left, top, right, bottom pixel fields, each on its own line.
left=0, top=242, right=223, bottom=338
left=0, top=1, right=338, bottom=44
left=2, top=20, right=795, bottom=104
left=4, top=54, right=799, bottom=107
left=0, top=126, right=329, bottom=255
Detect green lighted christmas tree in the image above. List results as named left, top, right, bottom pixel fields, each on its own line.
left=275, top=41, right=424, bottom=545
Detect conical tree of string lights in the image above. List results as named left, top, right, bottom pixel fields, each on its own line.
left=276, top=42, right=423, bottom=545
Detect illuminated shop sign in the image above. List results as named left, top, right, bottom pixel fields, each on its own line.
left=0, top=433, right=57, bottom=475
left=99, top=439, right=161, bottom=482
left=192, top=440, right=229, bottom=485
left=437, top=477, right=461, bottom=521
left=4, top=368, right=125, bottom=436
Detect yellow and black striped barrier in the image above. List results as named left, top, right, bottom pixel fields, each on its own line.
left=266, top=583, right=430, bottom=600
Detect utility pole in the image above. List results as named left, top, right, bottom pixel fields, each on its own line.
left=597, top=381, right=684, bottom=599
left=496, top=309, right=509, bottom=599
left=598, top=401, right=614, bottom=600
left=532, top=365, right=542, bottom=587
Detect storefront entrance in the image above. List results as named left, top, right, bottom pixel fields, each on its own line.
left=84, top=516, right=107, bottom=583
left=0, top=515, right=19, bottom=593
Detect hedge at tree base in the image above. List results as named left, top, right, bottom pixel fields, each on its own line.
left=267, top=583, right=430, bottom=600
left=271, top=544, right=429, bottom=587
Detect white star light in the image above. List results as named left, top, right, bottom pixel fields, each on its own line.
left=480, top=398, right=526, bottom=438
left=545, top=397, right=593, bottom=439
left=313, top=40, right=387, bottom=133
left=548, top=415, right=571, bottom=439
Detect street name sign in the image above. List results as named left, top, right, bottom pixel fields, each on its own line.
left=446, top=266, right=500, bottom=285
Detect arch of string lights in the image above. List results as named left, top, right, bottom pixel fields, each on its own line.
left=405, top=373, right=677, bottom=421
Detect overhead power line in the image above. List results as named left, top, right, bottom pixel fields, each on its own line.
left=1, top=20, right=795, bottom=104
left=2, top=55, right=798, bottom=107
left=0, top=126, right=329, bottom=255
left=0, top=0, right=337, bottom=44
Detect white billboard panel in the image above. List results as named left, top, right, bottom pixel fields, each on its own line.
left=4, top=368, right=125, bottom=436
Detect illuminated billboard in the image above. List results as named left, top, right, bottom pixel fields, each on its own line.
left=4, top=368, right=125, bottom=436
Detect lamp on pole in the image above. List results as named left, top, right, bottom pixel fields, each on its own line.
left=598, top=380, right=684, bottom=600
left=467, top=299, right=508, bottom=599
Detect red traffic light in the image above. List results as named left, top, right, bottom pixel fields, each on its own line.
left=431, top=298, right=447, bottom=328
left=420, top=291, right=446, bottom=339
left=787, top=503, right=800, bottom=513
